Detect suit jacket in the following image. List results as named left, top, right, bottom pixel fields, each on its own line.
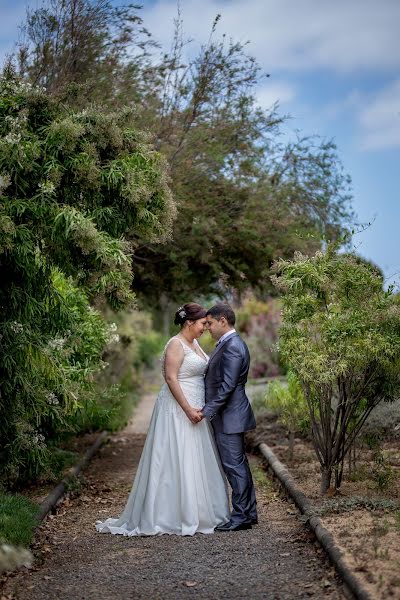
left=202, top=332, right=256, bottom=434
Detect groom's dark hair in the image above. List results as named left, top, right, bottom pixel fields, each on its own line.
left=206, top=303, right=236, bottom=326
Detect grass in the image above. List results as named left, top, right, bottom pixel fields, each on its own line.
left=250, top=462, right=275, bottom=500
left=49, top=448, right=79, bottom=479
left=0, top=493, right=39, bottom=547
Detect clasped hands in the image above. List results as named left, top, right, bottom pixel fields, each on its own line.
left=186, top=407, right=204, bottom=424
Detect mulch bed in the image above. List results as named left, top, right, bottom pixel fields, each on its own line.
left=247, top=412, right=400, bottom=600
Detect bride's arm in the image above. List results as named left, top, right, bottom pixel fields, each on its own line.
left=164, top=339, right=202, bottom=424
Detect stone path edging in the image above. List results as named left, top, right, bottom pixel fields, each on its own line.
left=38, top=430, right=108, bottom=522
left=258, top=442, right=372, bottom=600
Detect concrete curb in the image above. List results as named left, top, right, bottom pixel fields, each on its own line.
left=258, top=442, right=372, bottom=600
left=38, top=430, right=108, bottom=522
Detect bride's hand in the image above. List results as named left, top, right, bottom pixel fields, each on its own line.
left=186, top=407, right=203, bottom=424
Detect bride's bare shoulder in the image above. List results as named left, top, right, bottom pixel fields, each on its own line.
left=164, top=336, right=184, bottom=353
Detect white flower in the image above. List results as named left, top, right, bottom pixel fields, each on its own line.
left=48, top=337, right=66, bottom=350
left=38, top=181, right=55, bottom=195
left=4, top=132, right=21, bottom=144
left=109, top=333, right=120, bottom=345
left=0, top=173, right=10, bottom=193
left=32, top=433, right=45, bottom=444
left=46, top=392, right=59, bottom=405
left=10, top=321, right=23, bottom=334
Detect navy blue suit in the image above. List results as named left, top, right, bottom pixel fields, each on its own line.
left=203, top=333, right=257, bottom=525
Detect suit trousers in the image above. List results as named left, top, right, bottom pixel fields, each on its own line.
left=214, top=431, right=257, bottom=524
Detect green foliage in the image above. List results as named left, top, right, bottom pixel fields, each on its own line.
left=0, top=69, right=173, bottom=485
left=236, top=296, right=282, bottom=377
left=249, top=464, right=275, bottom=500
left=265, top=373, right=309, bottom=433
left=0, top=493, right=39, bottom=546
left=304, top=496, right=400, bottom=518
left=14, top=1, right=353, bottom=308
left=272, top=244, right=400, bottom=492
left=264, top=372, right=309, bottom=459
left=75, top=309, right=164, bottom=432
left=137, top=331, right=165, bottom=369
left=47, top=448, right=78, bottom=479
left=370, top=449, right=395, bottom=492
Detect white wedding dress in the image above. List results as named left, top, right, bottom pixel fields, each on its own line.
left=96, top=336, right=230, bottom=536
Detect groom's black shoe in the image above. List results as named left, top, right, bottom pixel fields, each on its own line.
left=215, top=521, right=252, bottom=532
left=251, top=518, right=258, bottom=525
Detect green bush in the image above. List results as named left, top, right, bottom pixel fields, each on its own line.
left=370, top=449, right=396, bottom=492
left=137, top=331, right=165, bottom=368
left=272, top=244, right=400, bottom=493
left=236, top=296, right=282, bottom=378
left=0, top=68, right=174, bottom=486
left=81, top=309, right=165, bottom=432
left=265, top=372, right=309, bottom=459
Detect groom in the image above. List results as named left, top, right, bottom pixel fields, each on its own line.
left=201, top=303, right=257, bottom=531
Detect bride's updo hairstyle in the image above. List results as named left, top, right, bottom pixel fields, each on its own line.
left=174, top=303, right=207, bottom=327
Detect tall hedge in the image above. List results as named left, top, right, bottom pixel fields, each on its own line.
left=0, top=68, right=174, bottom=485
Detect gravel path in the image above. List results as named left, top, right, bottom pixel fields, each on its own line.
left=3, top=386, right=346, bottom=600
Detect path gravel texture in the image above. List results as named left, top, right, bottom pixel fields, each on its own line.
left=2, top=386, right=346, bottom=600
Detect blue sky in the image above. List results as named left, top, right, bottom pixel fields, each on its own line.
left=1, top=0, right=399, bottom=284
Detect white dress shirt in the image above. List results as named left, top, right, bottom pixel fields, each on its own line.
left=216, top=328, right=236, bottom=347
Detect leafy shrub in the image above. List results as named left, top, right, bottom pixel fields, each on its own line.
left=264, top=372, right=309, bottom=459
left=236, top=296, right=282, bottom=378
left=0, top=69, right=173, bottom=486
left=370, top=449, right=396, bottom=492
left=272, top=244, right=400, bottom=493
left=82, top=309, right=165, bottom=431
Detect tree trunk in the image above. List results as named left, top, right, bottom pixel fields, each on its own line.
left=160, top=293, right=171, bottom=339
left=321, top=468, right=332, bottom=495
left=288, top=430, right=295, bottom=462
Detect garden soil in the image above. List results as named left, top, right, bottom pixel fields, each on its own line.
left=247, top=410, right=400, bottom=600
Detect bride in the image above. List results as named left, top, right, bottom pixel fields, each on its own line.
left=96, top=302, right=230, bottom=536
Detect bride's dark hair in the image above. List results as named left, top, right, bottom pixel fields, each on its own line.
left=174, top=303, right=207, bottom=326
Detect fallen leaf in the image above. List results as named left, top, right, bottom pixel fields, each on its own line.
left=183, top=581, right=197, bottom=587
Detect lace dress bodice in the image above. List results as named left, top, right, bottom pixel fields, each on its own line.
left=159, top=336, right=209, bottom=411
left=162, top=336, right=208, bottom=380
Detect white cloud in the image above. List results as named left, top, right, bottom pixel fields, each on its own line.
left=255, top=81, right=296, bottom=110
left=359, top=79, right=400, bottom=151
left=142, top=0, right=400, bottom=74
